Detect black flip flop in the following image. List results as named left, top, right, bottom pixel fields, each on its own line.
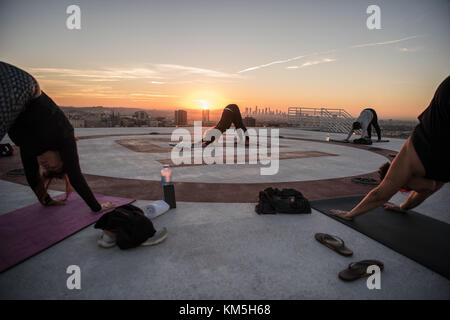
left=339, top=260, right=384, bottom=281
left=315, top=233, right=353, bottom=257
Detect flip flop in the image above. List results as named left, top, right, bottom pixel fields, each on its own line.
left=338, top=260, right=384, bottom=281
left=141, top=227, right=168, bottom=246
left=314, top=233, right=353, bottom=256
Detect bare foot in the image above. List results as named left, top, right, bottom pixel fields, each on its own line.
left=329, top=209, right=353, bottom=220
left=384, top=203, right=407, bottom=213
left=99, top=202, right=116, bottom=212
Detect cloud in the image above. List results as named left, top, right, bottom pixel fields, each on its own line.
left=130, top=93, right=180, bottom=98
left=29, top=67, right=161, bottom=81
left=350, top=35, right=420, bottom=48
left=29, top=64, right=240, bottom=83
left=156, top=64, right=240, bottom=79
left=238, top=55, right=306, bottom=73
left=239, top=53, right=337, bottom=73
left=398, top=47, right=421, bottom=53
left=301, top=58, right=336, bottom=67
left=238, top=35, right=421, bottom=74
left=237, top=49, right=336, bottom=73
left=286, top=58, right=337, bottom=69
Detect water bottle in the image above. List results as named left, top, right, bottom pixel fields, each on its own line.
left=161, top=165, right=176, bottom=208
left=326, top=133, right=330, bottom=142
left=161, top=165, right=172, bottom=185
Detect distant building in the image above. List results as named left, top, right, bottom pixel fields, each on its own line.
left=174, top=110, right=187, bottom=126
left=134, top=111, right=149, bottom=120
left=243, top=116, right=256, bottom=127
left=69, top=119, right=86, bottom=128
left=202, top=108, right=210, bottom=123
left=149, top=120, right=159, bottom=127
left=133, top=111, right=150, bottom=126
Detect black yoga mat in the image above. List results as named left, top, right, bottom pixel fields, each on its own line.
left=311, top=195, right=450, bottom=279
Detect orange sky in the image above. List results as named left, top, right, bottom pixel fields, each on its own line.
left=2, top=0, right=449, bottom=120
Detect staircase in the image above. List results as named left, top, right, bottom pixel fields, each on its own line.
left=288, top=107, right=354, bottom=133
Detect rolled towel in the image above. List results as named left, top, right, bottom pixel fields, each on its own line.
left=143, top=200, right=170, bottom=219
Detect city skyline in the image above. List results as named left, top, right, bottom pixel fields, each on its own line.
left=1, top=0, right=449, bottom=120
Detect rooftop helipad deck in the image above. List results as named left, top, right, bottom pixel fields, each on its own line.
left=0, top=128, right=449, bottom=299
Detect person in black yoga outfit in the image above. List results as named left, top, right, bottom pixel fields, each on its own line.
left=201, top=104, right=248, bottom=147
left=331, top=75, right=450, bottom=220
left=0, top=61, right=114, bottom=212
left=345, top=108, right=382, bottom=143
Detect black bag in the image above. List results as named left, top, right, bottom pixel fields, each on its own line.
left=0, top=143, right=13, bottom=157
left=94, top=204, right=156, bottom=249
left=353, top=138, right=372, bottom=145
left=255, top=187, right=311, bottom=214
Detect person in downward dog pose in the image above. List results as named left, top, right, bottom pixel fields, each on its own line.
left=345, top=108, right=382, bottom=144
left=200, top=104, right=249, bottom=147
left=331, top=76, right=449, bottom=220
left=0, top=61, right=114, bottom=212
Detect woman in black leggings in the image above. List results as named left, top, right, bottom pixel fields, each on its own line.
left=0, top=61, right=114, bottom=212
left=201, top=104, right=248, bottom=146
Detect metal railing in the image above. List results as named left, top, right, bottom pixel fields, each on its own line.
left=288, top=107, right=354, bottom=133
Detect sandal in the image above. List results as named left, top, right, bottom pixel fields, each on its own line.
left=141, top=227, right=168, bottom=246
left=315, top=233, right=353, bottom=256
left=339, top=260, right=384, bottom=281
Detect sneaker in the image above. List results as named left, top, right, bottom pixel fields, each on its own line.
left=97, top=231, right=117, bottom=248
left=141, top=227, right=168, bottom=246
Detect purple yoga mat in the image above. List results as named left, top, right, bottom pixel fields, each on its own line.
left=0, top=193, right=134, bottom=273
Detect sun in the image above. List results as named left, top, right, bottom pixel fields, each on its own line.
left=183, top=91, right=226, bottom=110
left=199, top=99, right=209, bottom=110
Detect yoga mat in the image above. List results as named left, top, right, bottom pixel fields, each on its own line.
left=0, top=193, right=134, bottom=273
left=311, top=195, right=450, bottom=279
left=329, top=139, right=390, bottom=143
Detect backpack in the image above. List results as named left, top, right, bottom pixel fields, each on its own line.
left=0, top=143, right=13, bottom=157
left=255, top=187, right=311, bottom=214
left=94, top=204, right=156, bottom=249
left=353, top=138, right=372, bottom=145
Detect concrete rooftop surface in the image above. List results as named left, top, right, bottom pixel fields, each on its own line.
left=0, top=127, right=449, bottom=299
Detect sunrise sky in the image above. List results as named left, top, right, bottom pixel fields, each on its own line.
left=1, top=0, right=449, bottom=119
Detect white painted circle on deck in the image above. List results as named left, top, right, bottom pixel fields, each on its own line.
left=75, top=129, right=390, bottom=183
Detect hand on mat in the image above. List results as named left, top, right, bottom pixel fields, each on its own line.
left=99, top=202, right=115, bottom=212
left=384, top=203, right=407, bottom=213
left=329, top=209, right=353, bottom=220
left=48, top=198, right=66, bottom=206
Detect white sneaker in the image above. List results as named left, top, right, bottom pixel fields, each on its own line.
left=141, top=227, right=168, bottom=246
left=97, top=231, right=117, bottom=248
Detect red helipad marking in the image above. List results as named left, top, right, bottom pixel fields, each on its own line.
left=115, top=139, right=172, bottom=153
left=0, top=135, right=397, bottom=203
